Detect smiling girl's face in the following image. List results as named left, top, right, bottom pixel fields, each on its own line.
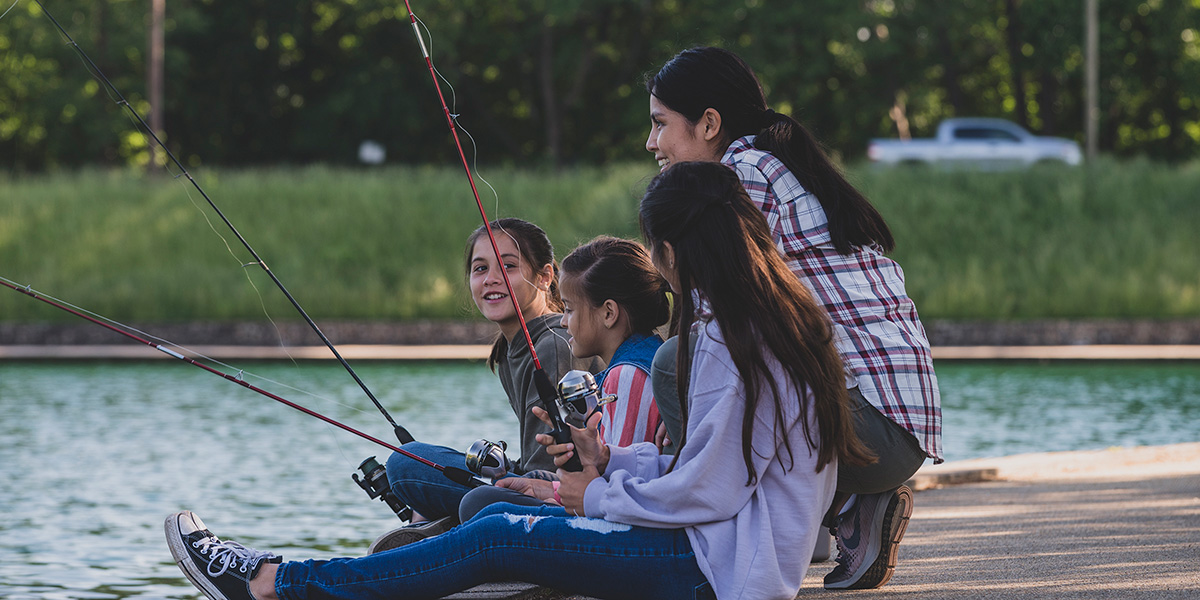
left=469, top=234, right=551, bottom=340
left=645, top=94, right=725, bottom=172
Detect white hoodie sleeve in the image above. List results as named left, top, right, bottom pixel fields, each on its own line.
left=582, top=325, right=798, bottom=528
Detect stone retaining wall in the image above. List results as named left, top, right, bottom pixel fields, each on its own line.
left=4, top=319, right=1200, bottom=346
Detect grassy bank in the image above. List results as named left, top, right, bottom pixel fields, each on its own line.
left=2, top=159, right=1197, bottom=323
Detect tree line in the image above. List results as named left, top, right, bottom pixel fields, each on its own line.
left=2, top=0, right=1197, bottom=171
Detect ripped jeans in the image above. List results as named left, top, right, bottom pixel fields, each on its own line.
left=274, top=503, right=713, bottom=600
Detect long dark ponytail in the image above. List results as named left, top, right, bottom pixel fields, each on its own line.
left=640, top=162, right=874, bottom=481
left=647, top=46, right=894, bottom=254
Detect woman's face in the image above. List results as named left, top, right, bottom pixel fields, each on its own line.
left=468, top=235, right=549, bottom=339
left=645, top=94, right=724, bottom=172
left=558, top=275, right=605, bottom=359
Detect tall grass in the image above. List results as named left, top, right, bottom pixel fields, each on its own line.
left=0, top=164, right=656, bottom=322
left=2, top=158, right=1197, bottom=323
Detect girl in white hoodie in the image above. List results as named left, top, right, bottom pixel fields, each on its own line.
left=165, top=161, right=873, bottom=600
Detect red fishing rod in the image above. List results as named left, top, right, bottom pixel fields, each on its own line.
left=0, top=278, right=481, bottom=493
left=399, top=3, right=581, bottom=469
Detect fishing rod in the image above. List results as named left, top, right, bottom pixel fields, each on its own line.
left=0, top=278, right=481, bottom=498
left=399, top=2, right=582, bottom=470
left=28, top=0, right=414, bottom=447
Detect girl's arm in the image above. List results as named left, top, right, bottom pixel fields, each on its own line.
left=514, top=319, right=593, bottom=472
left=580, top=337, right=801, bottom=528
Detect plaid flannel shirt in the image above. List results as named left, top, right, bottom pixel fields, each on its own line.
left=723, top=136, right=943, bottom=462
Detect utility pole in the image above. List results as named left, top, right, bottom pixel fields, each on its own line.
left=149, top=0, right=165, bottom=168
left=1084, top=0, right=1098, bottom=161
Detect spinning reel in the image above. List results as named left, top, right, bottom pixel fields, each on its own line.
left=554, top=370, right=617, bottom=429
left=353, top=370, right=617, bottom=513
left=352, top=456, right=413, bottom=521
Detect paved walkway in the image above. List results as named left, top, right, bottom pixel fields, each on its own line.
left=812, top=443, right=1200, bottom=599
left=445, top=443, right=1200, bottom=599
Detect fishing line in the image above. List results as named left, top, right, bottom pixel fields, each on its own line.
left=27, top=0, right=414, bottom=446
left=414, top=13, right=504, bottom=227
left=411, top=13, right=559, bottom=347
left=0, top=0, right=19, bottom=21
left=59, top=5, right=314, bottom=372
left=399, top=1, right=581, bottom=468
left=0, top=276, right=481, bottom=488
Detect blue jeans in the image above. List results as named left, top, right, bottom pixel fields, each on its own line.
left=386, top=442, right=474, bottom=520
left=275, top=503, right=712, bottom=600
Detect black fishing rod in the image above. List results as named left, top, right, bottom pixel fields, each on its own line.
left=399, top=1, right=581, bottom=470
left=29, top=0, right=414, bottom=447
left=0, top=278, right=479, bottom=492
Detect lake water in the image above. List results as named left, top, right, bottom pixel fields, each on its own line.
left=2, top=360, right=1198, bottom=599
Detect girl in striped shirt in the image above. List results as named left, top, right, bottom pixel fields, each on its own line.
left=455, top=236, right=671, bottom=519
left=558, top=236, right=670, bottom=448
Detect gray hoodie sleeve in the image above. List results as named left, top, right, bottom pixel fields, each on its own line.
left=512, top=316, right=604, bottom=473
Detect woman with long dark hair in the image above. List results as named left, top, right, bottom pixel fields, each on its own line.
left=164, top=162, right=870, bottom=600
left=645, top=46, right=942, bottom=590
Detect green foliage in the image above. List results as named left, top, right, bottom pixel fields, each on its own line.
left=2, top=161, right=1198, bottom=323
left=2, top=1, right=1199, bottom=170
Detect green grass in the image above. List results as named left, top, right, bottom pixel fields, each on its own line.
left=0, top=164, right=656, bottom=322
left=2, top=158, right=1198, bottom=324
left=856, top=157, right=1200, bottom=319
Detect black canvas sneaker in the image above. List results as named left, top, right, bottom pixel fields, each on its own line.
left=165, top=511, right=281, bottom=600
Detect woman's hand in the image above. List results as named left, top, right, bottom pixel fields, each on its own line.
left=494, top=477, right=558, bottom=503
left=532, top=406, right=610, bottom=473
left=555, top=465, right=601, bottom=516
left=654, top=421, right=672, bottom=452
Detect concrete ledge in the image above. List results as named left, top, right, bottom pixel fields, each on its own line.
left=0, top=344, right=493, bottom=360
left=932, top=344, right=1200, bottom=360
left=4, top=344, right=1200, bottom=361
left=906, top=467, right=1000, bottom=491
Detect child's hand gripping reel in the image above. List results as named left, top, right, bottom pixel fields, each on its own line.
left=547, top=370, right=617, bottom=471
left=532, top=369, right=615, bottom=471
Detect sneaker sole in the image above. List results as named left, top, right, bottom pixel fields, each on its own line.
left=368, top=529, right=435, bottom=554
left=165, top=512, right=232, bottom=600
left=838, top=485, right=913, bottom=590
left=368, top=517, right=457, bottom=554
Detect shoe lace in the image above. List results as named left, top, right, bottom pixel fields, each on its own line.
left=193, top=535, right=277, bottom=577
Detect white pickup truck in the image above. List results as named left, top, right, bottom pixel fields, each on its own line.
left=867, top=118, right=1082, bottom=168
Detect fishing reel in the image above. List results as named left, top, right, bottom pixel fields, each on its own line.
left=464, top=370, right=614, bottom=478
left=555, top=370, right=617, bottom=429
left=352, top=456, right=412, bottom=521
left=465, top=438, right=514, bottom=479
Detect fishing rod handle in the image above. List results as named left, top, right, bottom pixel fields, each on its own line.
left=551, top=427, right=584, bottom=472
left=533, top=369, right=583, bottom=472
